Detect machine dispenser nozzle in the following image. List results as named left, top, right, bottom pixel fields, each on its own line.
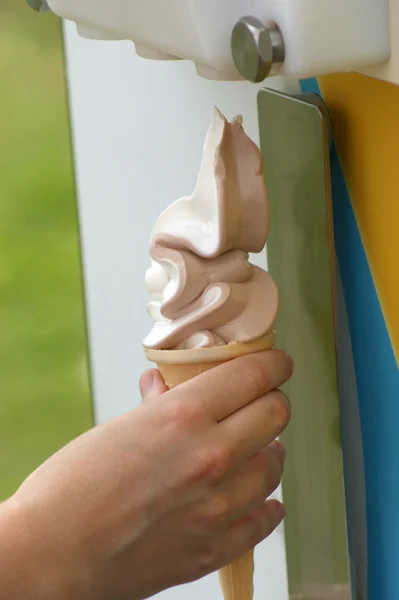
left=231, top=17, right=285, bottom=83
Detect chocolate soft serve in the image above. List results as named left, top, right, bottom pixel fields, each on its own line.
left=143, top=108, right=278, bottom=350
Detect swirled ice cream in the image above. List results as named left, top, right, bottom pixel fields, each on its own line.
left=143, top=108, right=278, bottom=350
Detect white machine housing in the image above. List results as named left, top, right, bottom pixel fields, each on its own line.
left=47, top=0, right=391, bottom=81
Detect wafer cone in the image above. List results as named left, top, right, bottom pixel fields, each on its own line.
left=144, top=331, right=276, bottom=600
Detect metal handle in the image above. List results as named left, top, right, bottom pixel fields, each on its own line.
left=258, top=88, right=354, bottom=599
left=231, top=16, right=285, bottom=83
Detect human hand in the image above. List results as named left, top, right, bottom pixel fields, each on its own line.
left=5, top=349, right=293, bottom=600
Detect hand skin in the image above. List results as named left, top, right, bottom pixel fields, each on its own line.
left=0, top=349, right=293, bottom=600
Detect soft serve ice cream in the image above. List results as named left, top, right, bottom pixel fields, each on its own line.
left=143, top=108, right=278, bottom=351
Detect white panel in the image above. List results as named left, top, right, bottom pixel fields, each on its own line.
left=360, top=0, right=399, bottom=86
left=64, top=22, right=295, bottom=600
left=49, top=0, right=390, bottom=80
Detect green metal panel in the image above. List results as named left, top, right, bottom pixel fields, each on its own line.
left=258, top=88, right=350, bottom=600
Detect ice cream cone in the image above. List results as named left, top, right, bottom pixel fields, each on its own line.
left=144, top=331, right=276, bottom=388
left=144, top=330, right=276, bottom=600
left=218, top=549, right=254, bottom=600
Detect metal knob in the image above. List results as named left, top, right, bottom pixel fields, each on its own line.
left=231, top=16, right=285, bottom=83
left=26, top=0, right=50, bottom=12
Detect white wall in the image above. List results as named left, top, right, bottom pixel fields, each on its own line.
left=64, top=22, right=297, bottom=600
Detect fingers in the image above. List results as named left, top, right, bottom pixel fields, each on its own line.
left=212, top=442, right=285, bottom=525
left=216, top=499, right=286, bottom=568
left=219, top=389, right=290, bottom=466
left=140, top=369, right=168, bottom=403
left=178, top=350, right=293, bottom=423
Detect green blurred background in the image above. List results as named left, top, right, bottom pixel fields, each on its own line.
left=0, top=1, right=92, bottom=500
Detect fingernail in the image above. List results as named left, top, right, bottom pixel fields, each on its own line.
left=146, top=370, right=157, bottom=390
left=140, top=370, right=156, bottom=397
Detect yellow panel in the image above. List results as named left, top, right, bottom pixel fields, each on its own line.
left=319, top=72, right=399, bottom=361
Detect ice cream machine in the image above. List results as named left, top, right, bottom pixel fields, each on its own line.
left=28, top=1, right=399, bottom=599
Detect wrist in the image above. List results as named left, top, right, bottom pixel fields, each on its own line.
left=0, top=495, right=90, bottom=600
left=0, top=496, right=39, bottom=599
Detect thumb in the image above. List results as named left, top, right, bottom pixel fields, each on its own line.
left=139, top=369, right=168, bottom=402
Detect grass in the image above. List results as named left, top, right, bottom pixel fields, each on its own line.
left=0, top=1, right=92, bottom=499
